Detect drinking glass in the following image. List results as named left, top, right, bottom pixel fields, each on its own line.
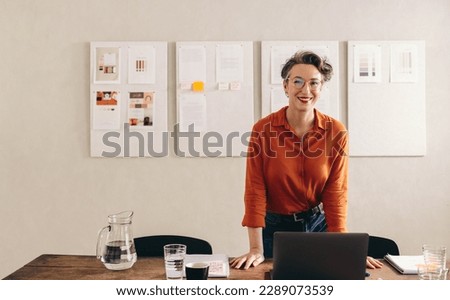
left=163, top=244, right=186, bottom=280
left=422, top=244, right=447, bottom=280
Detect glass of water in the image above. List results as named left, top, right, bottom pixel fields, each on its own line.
left=421, top=244, right=447, bottom=280
left=163, top=244, right=187, bottom=280
left=418, top=264, right=447, bottom=280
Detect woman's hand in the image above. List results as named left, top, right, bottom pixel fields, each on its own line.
left=230, top=250, right=265, bottom=270
left=366, top=256, right=383, bottom=269
left=230, top=227, right=265, bottom=269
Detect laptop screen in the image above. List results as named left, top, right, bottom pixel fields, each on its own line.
left=272, top=232, right=369, bottom=280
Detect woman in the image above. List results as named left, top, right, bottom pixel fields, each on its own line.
left=231, top=51, right=382, bottom=270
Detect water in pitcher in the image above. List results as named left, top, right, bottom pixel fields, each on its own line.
left=102, top=240, right=137, bottom=270
left=97, top=211, right=137, bottom=270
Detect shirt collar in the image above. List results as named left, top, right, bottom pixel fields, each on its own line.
left=271, top=106, right=327, bottom=131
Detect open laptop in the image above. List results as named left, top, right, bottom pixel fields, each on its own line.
left=271, top=232, right=369, bottom=280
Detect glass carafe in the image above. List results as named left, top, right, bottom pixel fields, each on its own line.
left=96, top=211, right=137, bottom=270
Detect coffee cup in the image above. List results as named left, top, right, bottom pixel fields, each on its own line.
left=185, top=262, right=209, bottom=280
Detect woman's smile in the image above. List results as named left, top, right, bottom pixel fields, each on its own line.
left=297, top=96, right=313, bottom=103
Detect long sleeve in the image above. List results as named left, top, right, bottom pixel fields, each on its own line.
left=242, top=127, right=267, bottom=228
left=321, top=128, right=348, bottom=232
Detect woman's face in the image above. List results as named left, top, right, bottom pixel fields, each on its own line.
left=283, top=64, right=323, bottom=113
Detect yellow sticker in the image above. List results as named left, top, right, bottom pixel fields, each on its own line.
left=192, top=81, right=204, bottom=92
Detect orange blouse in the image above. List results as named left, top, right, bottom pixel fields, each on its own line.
left=242, top=107, right=348, bottom=232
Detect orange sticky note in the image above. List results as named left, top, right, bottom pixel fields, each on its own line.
left=192, top=81, right=204, bottom=92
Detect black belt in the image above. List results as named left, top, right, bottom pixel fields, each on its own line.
left=292, top=204, right=322, bottom=222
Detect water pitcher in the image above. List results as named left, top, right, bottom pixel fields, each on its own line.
left=96, top=211, right=137, bottom=270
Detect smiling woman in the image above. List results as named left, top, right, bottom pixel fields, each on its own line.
left=231, top=50, right=380, bottom=271
left=231, top=51, right=383, bottom=271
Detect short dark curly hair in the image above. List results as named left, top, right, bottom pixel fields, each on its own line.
left=281, top=51, right=333, bottom=82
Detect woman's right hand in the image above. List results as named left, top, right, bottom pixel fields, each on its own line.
left=230, top=250, right=265, bottom=269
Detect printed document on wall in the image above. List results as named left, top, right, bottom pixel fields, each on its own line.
left=94, top=47, right=121, bottom=84
left=93, top=91, right=121, bottom=129
left=216, top=44, right=244, bottom=83
left=128, top=46, right=156, bottom=84
left=353, top=44, right=382, bottom=83
left=179, top=93, right=207, bottom=132
left=127, top=91, right=155, bottom=127
left=178, top=45, right=207, bottom=84
left=390, top=44, right=418, bottom=83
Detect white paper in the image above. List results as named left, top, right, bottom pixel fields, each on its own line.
left=390, top=44, right=418, bottom=83
left=128, top=46, right=156, bottom=84
left=178, top=45, right=207, bottom=84
left=353, top=44, right=382, bottom=83
left=218, top=82, right=229, bottom=90
left=229, top=81, right=241, bottom=91
left=179, top=93, right=207, bottom=132
left=270, top=87, right=288, bottom=113
left=180, top=83, right=191, bottom=90
left=385, top=254, right=424, bottom=274
left=94, top=47, right=121, bottom=84
left=270, top=45, right=298, bottom=84
left=216, top=44, right=244, bottom=83
left=103, top=53, right=116, bottom=66
left=93, top=91, right=120, bottom=129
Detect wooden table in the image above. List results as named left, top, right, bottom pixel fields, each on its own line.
left=2, top=254, right=431, bottom=280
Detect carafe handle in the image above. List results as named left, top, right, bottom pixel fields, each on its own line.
left=96, top=225, right=110, bottom=259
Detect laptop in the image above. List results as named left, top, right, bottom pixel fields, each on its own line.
left=271, top=232, right=369, bottom=280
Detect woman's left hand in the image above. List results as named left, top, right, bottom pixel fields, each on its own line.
left=366, top=256, right=383, bottom=269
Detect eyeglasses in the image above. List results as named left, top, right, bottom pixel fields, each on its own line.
left=287, top=77, right=322, bottom=91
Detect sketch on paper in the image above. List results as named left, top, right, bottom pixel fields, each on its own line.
left=390, top=44, right=418, bottom=83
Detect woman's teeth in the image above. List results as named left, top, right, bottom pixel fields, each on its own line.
left=298, top=97, right=311, bottom=103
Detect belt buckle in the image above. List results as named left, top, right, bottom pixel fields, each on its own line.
left=293, top=212, right=305, bottom=222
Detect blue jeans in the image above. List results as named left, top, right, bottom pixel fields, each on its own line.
left=262, top=210, right=327, bottom=258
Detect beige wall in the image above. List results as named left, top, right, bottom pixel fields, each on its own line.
left=1, top=0, right=450, bottom=278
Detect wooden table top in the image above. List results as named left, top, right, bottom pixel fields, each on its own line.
left=3, top=254, right=425, bottom=280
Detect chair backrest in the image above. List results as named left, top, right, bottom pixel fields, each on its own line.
left=134, top=235, right=213, bottom=257
left=368, top=235, right=400, bottom=258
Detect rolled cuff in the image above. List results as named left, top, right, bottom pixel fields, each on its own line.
left=242, top=212, right=266, bottom=228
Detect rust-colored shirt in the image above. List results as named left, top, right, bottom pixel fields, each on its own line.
left=242, top=107, right=348, bottom=232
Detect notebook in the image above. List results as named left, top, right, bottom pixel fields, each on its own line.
left=271, top=232, right=369, bottom=280
left=384, top=254, right=424, bottom=274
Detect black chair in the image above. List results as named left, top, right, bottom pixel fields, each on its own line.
left=367, top=235, right=400, bottom=258
left=134, top=235, right=213, bottom=257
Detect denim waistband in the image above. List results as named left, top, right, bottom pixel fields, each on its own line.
left=267, top=203, right=323, bottom=223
